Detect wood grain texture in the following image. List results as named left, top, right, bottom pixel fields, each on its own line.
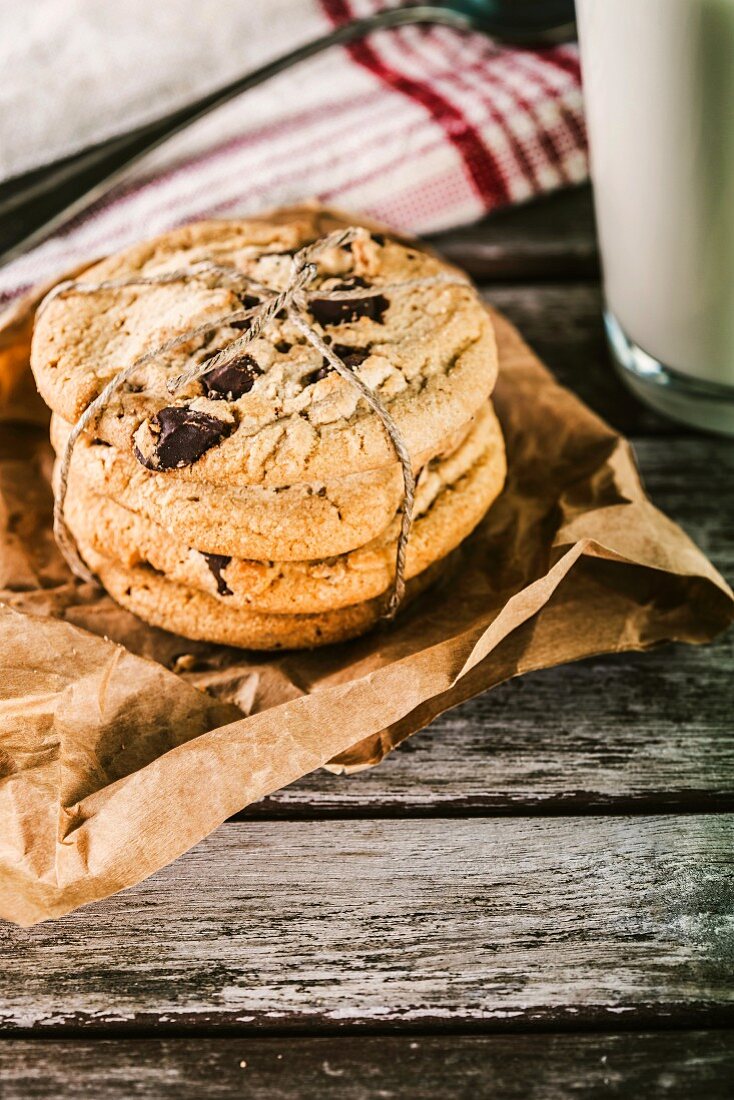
left=245, top=436, right=733, bottom=816
left=249, top=635, right=734, bottom=817
left=435, top=191, right=676, bottom=435
left=634, top=439, right=734, bottom=576
left=1, top=1031, right=733, bottom=1099
left=1, top=816, right=732, bottom=1030
left=429, top=187, right=599, bottom=280
left=480, top=282, right=674, bottom=436
left=3, top=182, right=730, bottom=1071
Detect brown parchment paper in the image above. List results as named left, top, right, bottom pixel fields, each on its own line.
left=1, top=270, right=732, bottom=927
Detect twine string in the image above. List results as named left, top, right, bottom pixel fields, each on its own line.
left=167, top=263, right=318, bottom=395
left=52, top=299, right=265, bottom=583
left=37, top=260, right=255, bottom=319
left=46, top=226, right=470, bottom=618
left=289, top=308, right=415, bottom=617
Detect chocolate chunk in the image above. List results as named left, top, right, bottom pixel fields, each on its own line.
left=202, top=552, right=233, bottom=597
left=303, top=345, right=370, bottom=387
left=134, top=406, right=233, bottom=470
left=310, top=276, right=389, bottom=326
left=304, top=362, right=332, bottom=386
left=333, top=344, right=370, bottom=369
left=201, top=354, right=263, bottom=400
left=231, top=293, right=261, bottom=331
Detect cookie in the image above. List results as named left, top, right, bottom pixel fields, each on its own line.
left=61, top=402, right=506, bottom=613
left=50, top=410, right=477, bottom=560
left=31, top=207, right=497, bottom=488
left=72, top=540, right=454, bottom=650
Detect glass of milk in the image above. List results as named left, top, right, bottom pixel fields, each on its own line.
left=576, top=0, right=734, bottom=435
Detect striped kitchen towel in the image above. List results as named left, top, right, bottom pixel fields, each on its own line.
left=0, top=0, right=586, bottom=302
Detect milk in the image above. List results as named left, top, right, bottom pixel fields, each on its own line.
left=576, top=0, right=734, bottom=433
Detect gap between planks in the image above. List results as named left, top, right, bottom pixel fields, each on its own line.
left=237, top=430, right=734, bottom=819
left=1, top=1030, right=733, bottom=1100
left=2, top=815, right=732, bottom=1032
left=232, top=799, right=734, bottom=823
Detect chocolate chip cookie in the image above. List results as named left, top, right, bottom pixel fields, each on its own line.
left=60, top=402, right=505, bottom=614
left=72, top=541, right=452, bottom=650
left=50, top=411, right=477, bottom=560
left=31, top=207, right=497, bottom=488
left=33, top=205, right=505, bottom=649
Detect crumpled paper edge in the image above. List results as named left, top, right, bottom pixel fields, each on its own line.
left=1, top=216, right=732, bottom=926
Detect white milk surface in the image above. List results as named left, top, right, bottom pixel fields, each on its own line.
left=577, top=0, right=734, bottom=386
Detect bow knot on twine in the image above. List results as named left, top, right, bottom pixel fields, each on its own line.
left=41, top=226, right=472, bottom=619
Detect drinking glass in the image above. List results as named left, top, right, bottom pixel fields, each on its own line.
left=576, top=0, right=734, bottom=435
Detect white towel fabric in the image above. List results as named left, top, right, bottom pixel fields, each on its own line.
left=0, top=0, right=586, bottom=301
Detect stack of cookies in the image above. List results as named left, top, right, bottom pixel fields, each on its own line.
left=31, top=208, right=506, bottom=649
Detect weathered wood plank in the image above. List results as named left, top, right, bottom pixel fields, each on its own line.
left=433, top=193, right=669, bottom=436
left=634, top=439, right=734, bottom=576
left=429, top=186, right=599, bottom=280
left=434, top=196, right=657, bottom=434
left=248, top=435, right=733, bottom=816
left=1, top=1031, right=732, bottom=1099
left=1, top=816, right=732, bottom=1030
left=480, top=282, right=675, bottom=436
left=251, top=635, right=733, bottom=816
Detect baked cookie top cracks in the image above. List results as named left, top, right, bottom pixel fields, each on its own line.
left=31, top=211, right=497, bottom=487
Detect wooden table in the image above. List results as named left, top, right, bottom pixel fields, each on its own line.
left=1, top=187, right=732, bottom=1098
